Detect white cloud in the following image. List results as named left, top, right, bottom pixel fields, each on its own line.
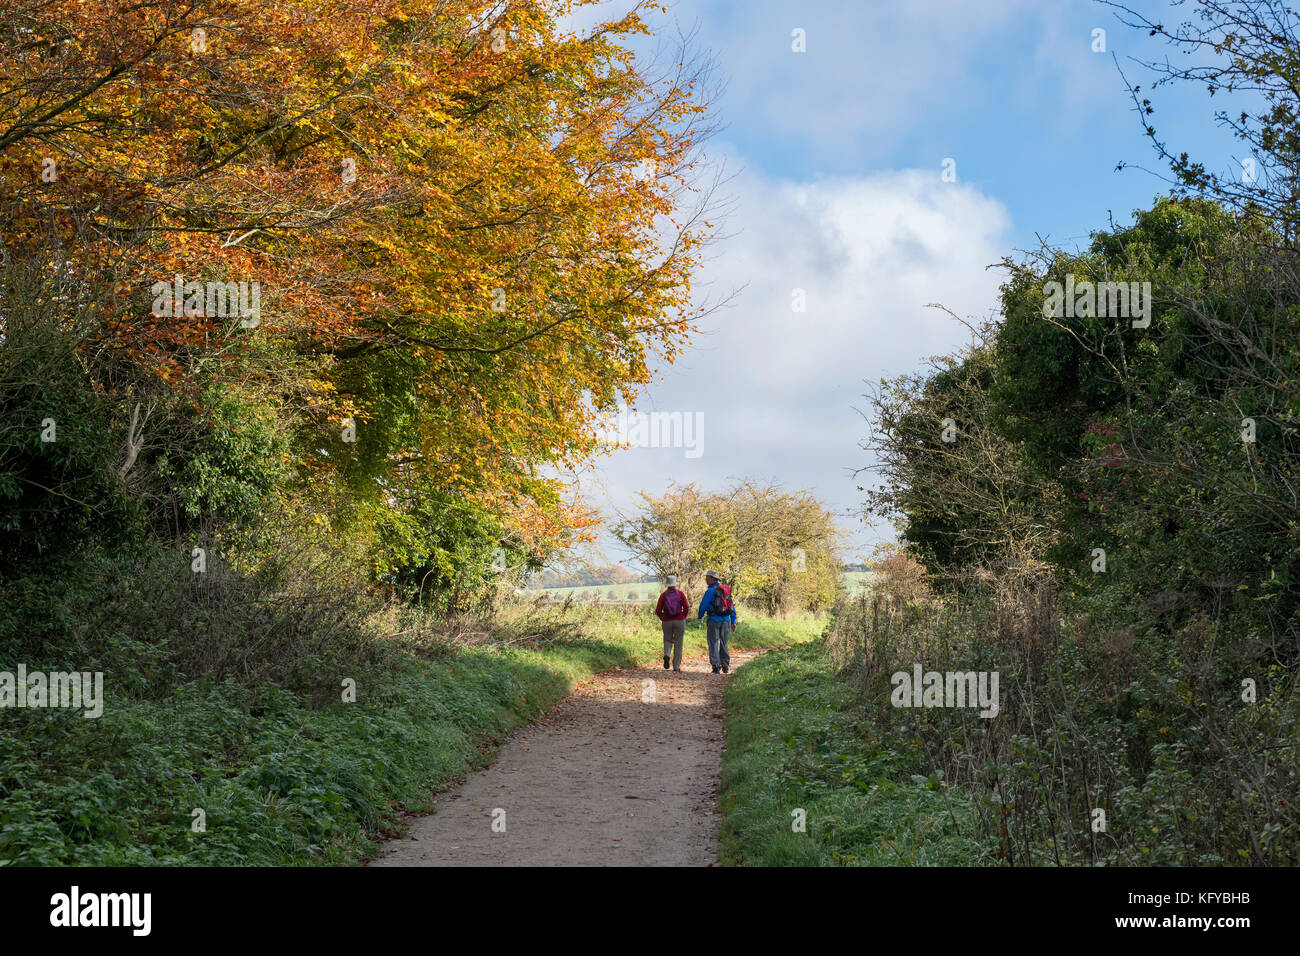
left=583, top=163, right=1013, bottom=564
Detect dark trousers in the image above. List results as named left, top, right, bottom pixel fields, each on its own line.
left=706, top=618, right=731, bottom=669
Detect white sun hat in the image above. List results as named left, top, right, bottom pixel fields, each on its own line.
left=665, top=575, right=679, bottom=587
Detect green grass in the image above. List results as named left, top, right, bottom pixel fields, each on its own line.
left=719, top=641, right=992, bottom=866
left=1, top=605, right=819, bottom=866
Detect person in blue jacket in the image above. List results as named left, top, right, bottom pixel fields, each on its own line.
left=697, top=569, right=738, bottom=674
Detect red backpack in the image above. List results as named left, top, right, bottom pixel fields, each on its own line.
left=662, top=589, right=686, bottom=617
left=709, top=583, right=733, bottom=616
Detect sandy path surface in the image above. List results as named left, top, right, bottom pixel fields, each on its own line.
left=368, top=649, right=758, bottom=867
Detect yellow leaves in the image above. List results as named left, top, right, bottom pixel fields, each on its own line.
left=4, top=0, right=710, bottom=564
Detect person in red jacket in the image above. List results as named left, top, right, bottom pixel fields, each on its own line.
left=654, top=575, right=689, bottom=672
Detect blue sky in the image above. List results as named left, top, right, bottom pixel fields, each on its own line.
left=698, top=0, right=1239, bottom=247
left=562, top=0, right=1249, bottom=568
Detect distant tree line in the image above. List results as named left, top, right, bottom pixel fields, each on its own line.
left=614, top=480, right=842, bottom=615
left=526, top=566, right=653, bottom=589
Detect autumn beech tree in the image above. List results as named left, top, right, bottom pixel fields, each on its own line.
left=0, top=0, right=721, bottom=591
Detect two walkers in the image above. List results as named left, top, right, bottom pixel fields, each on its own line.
left=653, top=570, right=738, bottom=675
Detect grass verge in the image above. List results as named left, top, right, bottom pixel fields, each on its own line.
left=1, top=604, right=817, bottom=866
left=719, top=641, right=993, bottom=866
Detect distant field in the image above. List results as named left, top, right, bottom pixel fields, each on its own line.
left=842, top=571, right=874, bottom=593
left=520, top=581, right=661, bottom=603
left=521, top=572, right=874, bottom=604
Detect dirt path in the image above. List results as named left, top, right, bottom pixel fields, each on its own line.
left=368, top=649, right=759, bottom=867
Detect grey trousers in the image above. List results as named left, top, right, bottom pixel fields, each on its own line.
left=706, top=618, right=731, bottom=669
left=661, top=619, right=685, bottom=670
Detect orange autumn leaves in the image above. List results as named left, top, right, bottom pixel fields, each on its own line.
left=0, top=0, right=714, bottom=554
